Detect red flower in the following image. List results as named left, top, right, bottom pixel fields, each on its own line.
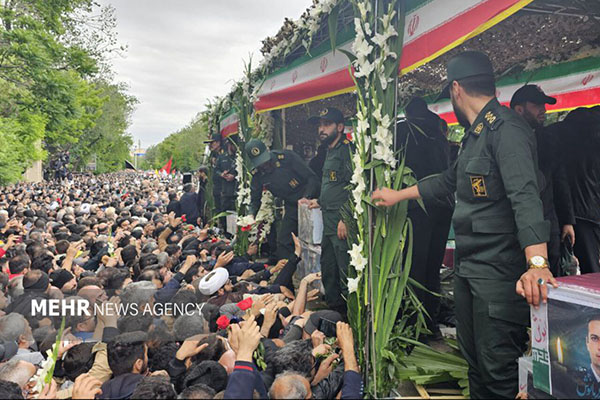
left=241, top=225, right=252, bottom=232
left=216, top=315, right=230, bottom=330
left=236, top=298, right=253, bottom=311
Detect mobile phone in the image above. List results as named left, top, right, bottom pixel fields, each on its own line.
left=319, top=317, right=337, bottom=338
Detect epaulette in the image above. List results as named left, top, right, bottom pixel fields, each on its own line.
left=483, top=110, right=504, bottom=131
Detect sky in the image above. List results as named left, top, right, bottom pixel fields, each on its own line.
left=97, top=0, right=312, bottom=149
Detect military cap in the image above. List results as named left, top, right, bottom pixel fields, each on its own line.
left=245, top=138, right=271, bottom=169
left=510, top=84, right=556, bottom=109
left=437, top=50, right=495, bottom=100
left=308, top=107, right=345, bottom=125
left=204, top=133, right=222, bottom=143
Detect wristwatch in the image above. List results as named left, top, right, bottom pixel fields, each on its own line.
left=527, top=256, right=549, bottom=270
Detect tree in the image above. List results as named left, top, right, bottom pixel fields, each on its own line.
left=0, top=0, right=131, bottom=183
left=70, top=81, right=137, bottom=173
left=138, top=114, right=209, bottom=172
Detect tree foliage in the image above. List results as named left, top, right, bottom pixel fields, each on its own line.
left=71, top=81, right=137, bottom=173
left=0, top=0, right=135, bottom=184
left=140, top=114, right=209, bottom=172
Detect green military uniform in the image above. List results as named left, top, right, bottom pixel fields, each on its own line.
left=205, top=133, right=224, bottom=220
left=418, top=52, right=550, bottom=399
left=319, top=137, right=353, bottom=312
left=246, top=139, right=319, bottom=260
left=215, top=147, right=237, bottom=212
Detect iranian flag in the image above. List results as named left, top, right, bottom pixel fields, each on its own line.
left=254, top=0, right=533, bottom=112
left=430, top=57, right=600, bottom=124
left=219, top=110, right=239, bottom=138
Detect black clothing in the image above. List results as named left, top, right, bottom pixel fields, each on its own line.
left=197, top=178, right=207, bottom=223
left=559, top=110, right=600, bottom=273
left=166, top=199, right=181, bottom=217
left=574, top=219, right=600, bottom=273
left=396, top=116, right=453, bottom=329
left=99, top=373, right=143, bottom=400
left=536, top=124, right=575, bottom=274
left=180, top=191, right=199, bottom=226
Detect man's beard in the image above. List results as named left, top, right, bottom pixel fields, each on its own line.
left=452, top=98, right=471, bottom=130
left=523, top=110, right=543, bottom=130
left=320, top=131, right=339, bottom=146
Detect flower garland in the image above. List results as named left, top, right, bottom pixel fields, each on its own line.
left=259, top=0, right=341, bottom=72
left=254, top=190, right=275, bottom=244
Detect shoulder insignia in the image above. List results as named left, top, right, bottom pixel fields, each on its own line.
left=277, top=154, right=285, bottom=160
left=275, top=161, right=281, bottom=168
left=483, top=111, right=504, bottom=130
left=288, top=178, right=299, bottom=189
left=473, top=123, right=484, bottom=135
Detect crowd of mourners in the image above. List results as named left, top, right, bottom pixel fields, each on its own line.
left=0, top=173, right=362, bottom=399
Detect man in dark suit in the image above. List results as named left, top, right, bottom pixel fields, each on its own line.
left=179, top=183, right=200, bottom=226
left=166, top=191, right=181, bottom=217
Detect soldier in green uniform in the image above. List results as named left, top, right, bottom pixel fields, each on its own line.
left=205, top=133, right=225, bottom=223
left=245, top=139, right=319, bottom=260
left=372, top=51, right=558, bottom=399
left=215, top=134, right=238, bottom=214
left=306, top=107, right=353, bottom=314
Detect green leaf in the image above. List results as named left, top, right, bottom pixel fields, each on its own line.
left=328, top=3, right=340, bottom=54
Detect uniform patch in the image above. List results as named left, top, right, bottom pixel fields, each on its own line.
left=470, top=176, right=488, bottom=197
left=289, top=178, right=299, bottom=188
left=251, top=147, right=260, bottom=156
left=277, top=154, right=285, bottom=160
left=484, top=111, right=496, bottom=125
left=329, top=170, right=337, bottom=181
left=474, top=123, right=484, bottom=135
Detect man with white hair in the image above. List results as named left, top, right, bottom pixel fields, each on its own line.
left=0, top=313, right=44, bottom=365
left=0, top=359, right=37, bottom=390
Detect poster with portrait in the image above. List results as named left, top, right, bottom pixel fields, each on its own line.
left=536, top=276, right=600, bottom=399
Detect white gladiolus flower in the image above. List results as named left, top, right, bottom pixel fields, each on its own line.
left=237, top=215, right=255, bottom=227
left=357, top=117, right=369, bottom=135
left=348, top=276, right=361, bottom=294
left=348, top=243, right=368, bottom=273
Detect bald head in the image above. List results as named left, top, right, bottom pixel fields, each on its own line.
left=269, top=372, right=311, bottom=399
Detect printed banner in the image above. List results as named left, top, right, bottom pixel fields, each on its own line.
left=532, top=279, right=600, bottom=398
left=254, top=0, right=531, bottom=112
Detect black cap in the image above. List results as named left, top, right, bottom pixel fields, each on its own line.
left=510, top=85, right=557, bottom=109
left=437, top=51, right=495, bottom=101
left=308, top=107, right=345, bottom=125
left=204, top=133, right=222, bottom=144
